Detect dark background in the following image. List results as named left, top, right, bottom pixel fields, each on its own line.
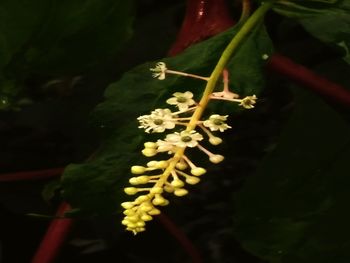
left=0, top=0, right=349, bottom=262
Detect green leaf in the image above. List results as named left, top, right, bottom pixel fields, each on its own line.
left=234, top=89, right=350, bottom=263
left=2, top=0, right=133, bottom=75
left=61, top=24, right=273, bottom=215
left=298, top=2, right=350, bottom=64
left=0, top=0, right=51, bottom=71
left=271, top=0, right=341, bottom=17
left=0, top=0, right=133, bottom=108
left=269, top=0, right=350, bottom=64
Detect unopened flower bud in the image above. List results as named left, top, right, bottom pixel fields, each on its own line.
left=122, top=219, right=129, bottom=225
left=124, top=187, right=138, bottom=195
left=134, top=227, right=146, bottom=235
left=171, top=179, right=185, bottom=188
left=135, top=195, right=149, bottom=203
left=123, top=209, right=134, bottom=216
left=191, top=167, right=206, bottom=176
left=152, top=195, right=167, bottom=206
left=144, top=142, right=157, bottom=148
left=131, top=166, right=146, bottom=174
left=150, top=187, right=163, bottom=194
left=209, top=136, right=222, bottom=145
left=140, top=203, right=153, bottom=212
left=127, top=222, right=136, bottom=228
left=121, top=202, right=134, bottom=209
left=135, top=176, right=150, bottom=184
left=142, top=148, right=157, bottom=157
left=174, top=188, right=189, bottom=197
left=164, top=185, right=174, bottom=193
left=176, top=161, right=188, bottom=170
left=147, top=160, right=158, bottom=167
left=148, top=208, right=161, bottom=215
left=126, top=215, right=139, bottom=222
left=129, top=177, right=139, bottom=185
left=141, top=214, right=153, bottom=221
left=185, top=176, right=200, bottom=185
left=136, top=221, right=146, bottom=227
left=209, top=154, right=224, bottom=163
left=160, top=199, right=170, bottom=206
left=155, top=160, right=168, bottom=169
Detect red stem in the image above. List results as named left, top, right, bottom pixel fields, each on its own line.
left=31, top=202, right=73, bottom=263
left=267, top=54, right=350, bottom=107
left=168, top=0, right=234, bottom=56
left=0, top=167, right=64, bottom=182
left=157, top=214, right=203, bottom=263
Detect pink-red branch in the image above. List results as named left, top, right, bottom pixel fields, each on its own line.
left=31, top=202, right=73, bottom=263
left=267, top=54, right=350, bottom=107
left=168, top=0, right=234, bottom=56
left=0, top=167, right=64, bottom=182
left=158, top=214, right=203, bottom=263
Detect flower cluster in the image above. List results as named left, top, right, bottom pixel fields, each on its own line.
left=121, top=63, right=257, bottom=234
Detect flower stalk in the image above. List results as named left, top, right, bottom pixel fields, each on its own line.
left=122, top=2, right=273, bottom=234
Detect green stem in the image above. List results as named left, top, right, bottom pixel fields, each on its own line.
left=186, top=1, right=273, bottom=130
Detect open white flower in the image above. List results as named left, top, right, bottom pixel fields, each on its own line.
left=166, top=91, right=195, bottom=111
left=150, top=62, right=167, bottom=80
left=239, top=95, right=257, bottom=109
left=203, top=114, right=231, bottom=132
left=138, top=108, right=176, bottom=133
left=165, top=130, right=203, bottom=148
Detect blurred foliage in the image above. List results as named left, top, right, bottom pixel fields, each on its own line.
left=234, top=89, right=350, bottom=263
left=271, top=0, right=350, bottom=64
left=0, top=0, right=133, bottom=109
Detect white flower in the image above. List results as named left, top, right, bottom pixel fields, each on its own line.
left=156, top=139, right=176, bottom=153
left=239, top=95, right=257, bottom=109
left=137, top=108, right=176, bottom=133
left=203, top=114, right=231, bottom=132
left=166, top=91, right=195, bottom=111
left=165, top=130, right=203, bottom=148
left=211, top=90, right=239, bottom=99
left=150, top=62, right=167, bottom=80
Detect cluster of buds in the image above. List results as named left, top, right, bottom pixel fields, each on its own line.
left=121, top=62, right=257, bottom=234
